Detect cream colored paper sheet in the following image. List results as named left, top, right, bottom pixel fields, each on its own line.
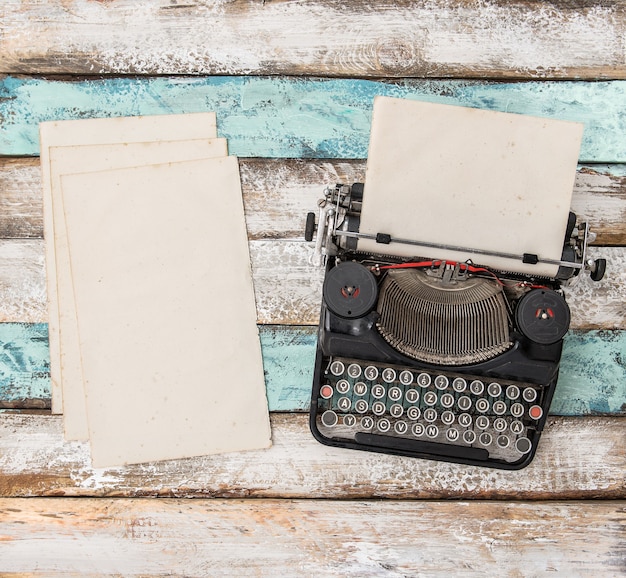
left=358, top=97, right=583, bottom=277
left=39, top=113, right=218, bottom=415
left=50, top=139, right=228, bottom=440
left=61, top=157, right=271, bottom=467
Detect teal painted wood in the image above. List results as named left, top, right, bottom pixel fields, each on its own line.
left=1, top=323, right=624, bottom=415
left=1, top=77, right=624, bottom=162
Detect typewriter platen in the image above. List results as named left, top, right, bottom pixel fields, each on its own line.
left=305, top=183, right=606, bottom=469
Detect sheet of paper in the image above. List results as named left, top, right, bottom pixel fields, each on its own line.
left=39, top=113, right=218, bottom=415
left=49, top=139, right=228, bottom=440
left=61, top=157, right=271, bottom=467
left=358, top=97, right=583, bottom=277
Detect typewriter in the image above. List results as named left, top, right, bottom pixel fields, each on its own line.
left=305, top=182, right=606, bottom=469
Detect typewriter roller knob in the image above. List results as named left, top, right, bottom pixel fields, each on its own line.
left=304, top=212, right=316, bottom=242
left=323, top=261, right=378, bottom=318
left=515, top=289, right=570, bottom=345
left=590, top=258, right=606, bottom=282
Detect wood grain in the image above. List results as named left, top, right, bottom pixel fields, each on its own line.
left=0, top=413, right=623, bottom=499
left=0, top=497, right=624, bottom=576
left=1, top=0, right=625, bottom=79
left=1, top=77, right=625, bottom=161
left=3, top=158, right=625, bottom=244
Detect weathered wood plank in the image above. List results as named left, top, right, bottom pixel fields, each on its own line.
left=0, top=413, right=623, bottom=499
left=1, top=499, right=624, bottom=577
left=3, top=158, right=625, bottom=244
left=0, top=238, right=621, bottom=329
left=1, top=77, right=625, bottom=161
left=1, top=0, right=625, bottom=79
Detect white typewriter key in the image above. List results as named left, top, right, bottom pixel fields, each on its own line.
left=377, top=418, right=391, bottom=433
left=407, top=406, right=421, bottom=420
left=475, top=398, right=490, bottom=413
left=361, top=416, right=374, bottom=430
left=354, top=382, right=368, bottom=396
left=452, top=377, right=467, bottom=392
left=496, top=435, right=510, bottom=449
left=417, top=373, right=431, bottom=387
left=487, top=382, right=502, bottom=397
left=394, top=421, right=409, bottom=435
left=441, top=410, right=455, bottom=425
left=423, top=391, right=437, bottom=406
left=382, top=368, right=396, bottom=383
left=347, top=363, right=362, bottom=379
left=390, top=403, right=404, bottom=418
left=470, top=380, right=485, bottom=395
left=441, top=393, right=455, bottom=408
left=506, top=385, right=520, bottom=400
left=372, top=401, right=386, bottom=416
left=355, top=399, right=369, bottom=414
left=336, top=379, right=350, bottom=394
left=371, top=384, right=386, bottom=399
left=337, top=397, right=351, bottom=411
left=457, top=396, right=472, bottom=411
left=434, top=375, right=449, bottom=390
left=493, top=417, right=508, bottom=432
left=493, top=400, right=507, bottom=415
left=479, top=432, right=492, bottom=446
left=523, top=387, right=538, bottom=403
left=321, top=410, right=338, bottom=427
left=510, top=403, right=525, bottom=418
left=515, top=437, right=533, bottom=454
left=405, top=389, right=419, bottom=403
left=364, top=365, right=379, bottom=381
left=463, top=430, right=476, bottom=444
left=446, top=428, right=460, bottom=442
left=529, top=405, right=543, bottom=420
left=399, top=370, right=413, bottom=386
left=343, top=414, right=356, bottom=427
left=412, top=423, right=425, bottom=436
left=388, top=386, right=403, bottom=401
left=329, top=361, right=345, bottom=376
left=320, top=385, right=334, bottom=399
left=425, top=424, right=439, bottom=439
left=423, top=408, right=438, bottom=422
left=458, top=413, right=472, bottom=428
left=475, top=415, right=490, bottom=430
left=510, top=420, right=524, bottom=435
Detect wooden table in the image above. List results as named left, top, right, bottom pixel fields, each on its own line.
left=1, top=1, right=624, bottom=575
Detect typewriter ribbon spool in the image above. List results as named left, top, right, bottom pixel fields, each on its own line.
left=322, top=261, right=378, bottom=319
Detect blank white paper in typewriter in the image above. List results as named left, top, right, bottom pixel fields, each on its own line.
left=40, top=113, right=219, bottom=418
left=358, top=97, right=583, bottom=278
left=47, top=137, right=227, bottom=442
left=60, top=157, right=271, bottom=467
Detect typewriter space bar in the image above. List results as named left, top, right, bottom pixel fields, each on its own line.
left=355, top=433, right=489, bottom=461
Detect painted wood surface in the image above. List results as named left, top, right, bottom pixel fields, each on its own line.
left=1, top=0, right=625, bottom=80
left=1, top=498, right=624, bottom=576
left=1, top=323, right=625, bottom=415
left=1, top=77, right=625, bottom=161
left=2, top=158, right=626, bottom=244
left=0, top=413, right=623, bottom=499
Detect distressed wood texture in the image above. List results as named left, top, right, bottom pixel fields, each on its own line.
left=1, top=77, right=625, bottom=161
left=1, top=324, right=625, bottom=416
left=0, top=413, right=623, bottom=499
left=1, top=498, right=624, bottom=577
left=1, top=0, right=625, bottom=79
left=3, top=158, right=626, bottom=244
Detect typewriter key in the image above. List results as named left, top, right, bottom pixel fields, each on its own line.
left=323, top=261, right=378, bottom=318
left=515, top=437, right=532, bottom=454
left=321, top=410, right=338, bottom=427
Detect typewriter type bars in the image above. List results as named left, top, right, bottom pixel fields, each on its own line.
left=305, top=183, right=605, bottom=469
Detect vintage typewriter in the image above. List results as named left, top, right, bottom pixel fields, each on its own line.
left=305, top=182, right=605, bottom=469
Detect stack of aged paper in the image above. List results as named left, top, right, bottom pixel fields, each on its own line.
left=40, top=113, right=271, bottom=467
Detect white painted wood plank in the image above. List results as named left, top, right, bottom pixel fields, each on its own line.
left=0, top=413, right=623, bottom=499
left=0, top=497, right=624, bottom=576
left=1, top=1, right=625, bottom=78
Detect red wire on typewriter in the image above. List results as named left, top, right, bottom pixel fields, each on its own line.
left=376, top=260, right=505, bottom=285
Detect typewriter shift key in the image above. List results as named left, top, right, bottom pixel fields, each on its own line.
left=315, top=357, right=549, bottom=466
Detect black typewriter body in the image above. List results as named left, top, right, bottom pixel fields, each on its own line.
left=306, top=183, right=605, bottom=470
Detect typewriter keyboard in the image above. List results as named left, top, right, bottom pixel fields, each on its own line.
left=314, top=357, right=549, bottom=465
